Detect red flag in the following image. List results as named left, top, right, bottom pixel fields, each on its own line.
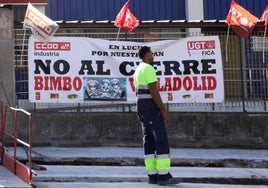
left=225, top=0, right=258, bottom=38
left=261, top=6, right=268, bottom=25
left=114, top=1, right=139, bottom=33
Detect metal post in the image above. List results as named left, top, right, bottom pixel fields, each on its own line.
left=13, top=110, right=17, bottom=174
left=239, top=38, right=246, bottom=112
left=29, top=115, right=33, bottom=183
left=0, top=101, right=3, bottom=159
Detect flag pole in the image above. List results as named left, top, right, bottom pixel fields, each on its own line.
left=20, top=29, right=27, bottom=67
left=225, top=25, right=230, bottom=62
left=263, top=25, right=267, bottom=64
left=116, top=27, right=121, bottom=41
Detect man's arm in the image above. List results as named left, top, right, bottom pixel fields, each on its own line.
left=148, top=82, right=171, bottom=126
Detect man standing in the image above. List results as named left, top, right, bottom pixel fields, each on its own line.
left=133, top=46, right=181, bottom=185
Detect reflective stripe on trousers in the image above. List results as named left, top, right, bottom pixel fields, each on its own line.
left=144, top=154, right=157, bottom=175
left=144, top=154, right=171, bottom=175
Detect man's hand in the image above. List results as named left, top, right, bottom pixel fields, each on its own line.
left=148, top=82, right=171, bottom=126
left=161, top=109, right=171, bottom=126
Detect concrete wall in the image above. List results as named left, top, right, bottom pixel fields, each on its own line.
left=0, top=8, right=15, bottom=107
left=15, top=112, right=268, bottom=149
left=185, top=0, right=203, bottom=35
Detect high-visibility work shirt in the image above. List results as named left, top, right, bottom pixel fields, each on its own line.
left=133, top=62, right=158, bottom=111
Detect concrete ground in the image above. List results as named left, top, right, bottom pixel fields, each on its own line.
left=0, top=166, right=31, bottom=188
left=17, top=147, right=268, bottom=167
left=32, top=165, right=268, bottom=184
left=1, top=147, right=268, bottom=187
left=33, top=182, right=268, bottom=188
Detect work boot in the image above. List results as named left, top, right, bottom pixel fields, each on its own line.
left=158, top=177, right=182, bottom=185
left=157, top=172, right=181, bottom=186
left=148, top=174, right=158, bottom=184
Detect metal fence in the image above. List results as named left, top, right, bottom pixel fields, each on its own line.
left=14, top=26, right=268, bottom=112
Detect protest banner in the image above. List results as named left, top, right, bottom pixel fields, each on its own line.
left=28, top=36, right=224, bottom=103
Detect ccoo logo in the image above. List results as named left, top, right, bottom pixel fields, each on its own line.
left=34, top=42, right=71, bottom=51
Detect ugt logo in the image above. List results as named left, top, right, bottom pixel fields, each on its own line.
left=187, top=41, right=216, bottom=50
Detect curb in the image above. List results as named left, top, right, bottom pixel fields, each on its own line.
left=20, top=157, right=268, bottom=168
left=33, top=176, right=268, bottom=185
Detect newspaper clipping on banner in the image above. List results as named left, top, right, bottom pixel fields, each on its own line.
left=28, top=36, right=224, bottom=103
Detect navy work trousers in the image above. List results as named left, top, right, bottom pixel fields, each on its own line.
left=137, top=109, right=170, bottom=156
